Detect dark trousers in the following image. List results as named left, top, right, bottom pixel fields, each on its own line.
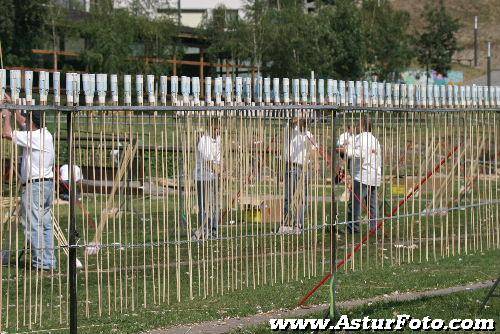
left=59, top=180, right=81, bottom=201
left=196, top=180, right=220, bottom=237
left=347, top=180, right=379, bottom=232
left=283, top=163, right=308, bottom=228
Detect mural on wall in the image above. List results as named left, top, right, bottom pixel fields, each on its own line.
left=402, top=69, right=464, bottom=85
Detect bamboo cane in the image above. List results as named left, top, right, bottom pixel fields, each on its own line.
left=299, top=144, right=460, bottom=306
left=86, top=140, right=138, bottom=254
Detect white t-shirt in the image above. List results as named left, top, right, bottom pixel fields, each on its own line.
left=337, top=131, right=353, bottom=147
left=13, top=128, right=55, bottom=183
left=346, top=132, right=382, bottom=187
left=194, top=134, right=221, bottom=181
left=60, top=164, right=83, bottom=182
left=284, top=126, right=316, bottom=165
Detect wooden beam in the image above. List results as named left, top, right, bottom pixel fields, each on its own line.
left=31, top=48, right=257, bottom=71
left=200, top=51, right=205, bottom=99
left=32, top=49, right=79, bottom=57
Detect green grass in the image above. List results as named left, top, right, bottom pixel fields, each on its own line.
left=1, top=111, right=498, bottom=333
left=233, top=287, right=499, bottom=333
left=1, top=181, right=498, bottom=332
left=2, top=248, right=497, bottom=333
left=77, top=249, right=500, bottom=333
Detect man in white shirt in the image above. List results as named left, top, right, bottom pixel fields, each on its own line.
left=336, top=126, right=353, bottom=158
left=335, top=125, right=353, bottom=187
left=192, top=121, right=221, bottom=240
left=59, top=164, right=83, bottom=201
left=337, top=116, right=382, bottom=233
left=281, top=118, right=317, bottom=234
left=2, top=108, right=56, bottom=270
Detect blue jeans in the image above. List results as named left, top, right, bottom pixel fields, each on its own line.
left=283, top=164, right=309, bottom=228
left=21, top=180, right=56, bottom=270
left=196, top=180, right=220, bottom=237
left=347, top=180, right=378, bottom=232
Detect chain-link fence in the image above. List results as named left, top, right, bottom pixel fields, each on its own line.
left=0, top=70, right=499, bottom=332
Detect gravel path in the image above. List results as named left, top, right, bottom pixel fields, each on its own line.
left=147, top=279, right=496, bottom=334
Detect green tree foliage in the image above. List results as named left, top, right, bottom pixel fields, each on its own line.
left=201, top=0, right=366, bottom=79
left=241, top=0, right=273, bottom=72
left=0, top=0, right=15, bottom=65
left=77, top=4, right=136, bottom=73
left=201, top=5, right=247, bottom=74
left=316, top=0, right=365, bottom=79
left=361, top=0, right=413, bottom=81
left=415, top=0, right=460, bottom=77
left=0, top=0, right=49, bottom=66
left=133, top=15, right=177, bottom=75
left=261, top=1, right=319, bottom=77
left=76, top=0, right=176, bottom=74
left=0, top=0, right=458, bottom=81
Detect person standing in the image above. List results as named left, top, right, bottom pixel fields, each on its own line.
left=59, top=164, right=83, bottom=201
left=192, top=121, right=221, bottom=240
left=336, top=125, right=353, bottom=201
left=281, top=118, right=317, bottom=234
left=2, top=107, right=56, bottom=270
left=337, top=115, right=382, bottom=233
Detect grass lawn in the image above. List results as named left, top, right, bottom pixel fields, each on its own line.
left=233, top=287, right=499, bottom=333
left=0, top=111, right=498, bottom=333
left=24, top=248, right=497, bottom=333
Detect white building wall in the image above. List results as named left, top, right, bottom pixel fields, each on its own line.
left=114, top=0, right=245, bottom=26
left=176, top=0, right=244, bottom=10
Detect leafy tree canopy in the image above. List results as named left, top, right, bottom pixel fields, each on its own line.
left=0, top=0, right=49, bottom=66
left=415, top=0, right=460, bottom=76
left=361, top=0, right=413, bottom=81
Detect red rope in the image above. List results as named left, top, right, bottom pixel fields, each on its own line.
left=298, top=145, right=459, bottom=306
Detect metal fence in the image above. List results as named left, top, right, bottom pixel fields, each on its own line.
left=0, top=70, right=499, bottom=332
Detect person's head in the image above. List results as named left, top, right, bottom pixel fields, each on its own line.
left=357, top=115, right=372, bottom=133
left=23, top=111, right=45, bottom=130
left=291, top=117, right=307, bottom=132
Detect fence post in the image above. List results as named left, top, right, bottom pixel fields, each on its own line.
left=329, top=108, right=338, bottom=318
left=67, top=109, right=78, bottom=334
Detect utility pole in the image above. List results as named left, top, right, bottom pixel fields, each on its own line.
left=474, top=16, right=478, bottom=67
left=177, top=0, right=181, bottom=26
left=0, top=40, right=3, bottom=69
left=487, top=42, right=491, bottom=87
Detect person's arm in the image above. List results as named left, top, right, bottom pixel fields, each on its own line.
left=1, top=109, right=13, bottom=140
left=14, top=111, right=26, bottom=128
left=1, top=93, right=13, bottom=139
left=336, top=146, right=346, bottom=154
left=211, top=140, right=222, bottom=175
left=345, top=135, right=362, bottom=158
left=306, top=132, right=320, bottom=170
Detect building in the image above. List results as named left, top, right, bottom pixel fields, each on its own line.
left=114, top=0, right=245, bottom=28
left=304, top=0, right=316, bottom=12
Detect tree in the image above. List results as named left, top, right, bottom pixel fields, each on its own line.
left=361, top=0, right=413, bottom=81
left=77, top=5, right=137, bottom=73
left=127, top=0, right=169, bottom=17
left=315, top=0, right=366, bottom=79
left=201, top=5, right=247, bottom=75
left=0, top=0, right=15, bottom=66
left=77, top=1, right=176, bottom=74
left=136, top=15, right=177, bottom=75
left=241, top=0, right=274, bottom=73
left=0, top=0, right=49, bottom=66
left=261, top=2, right=318, bottom=77
left=238, top=0, right=367, bottom=79
left=415, top=0, right=460, bottom=78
